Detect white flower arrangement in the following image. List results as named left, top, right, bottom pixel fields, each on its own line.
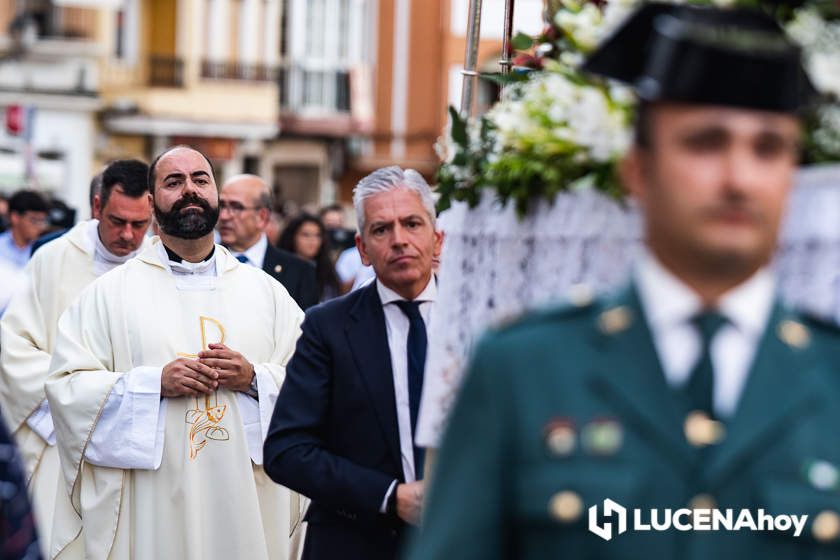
left=435, top=0, right=840, bottom=217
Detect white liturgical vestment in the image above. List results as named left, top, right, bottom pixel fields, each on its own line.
left=45, top=238, right=304, bottom=560
left=0, top=220, right=146, bottom=556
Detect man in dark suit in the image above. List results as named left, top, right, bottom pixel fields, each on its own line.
left=263, top=166, right=444, bottom=559
left=217, top=174, right=318, bottom=310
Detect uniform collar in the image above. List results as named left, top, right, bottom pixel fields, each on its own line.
left=634, top=250, right=775, bottom=337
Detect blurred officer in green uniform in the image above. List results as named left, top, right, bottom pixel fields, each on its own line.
left=406, top=3, right=840, bottom=559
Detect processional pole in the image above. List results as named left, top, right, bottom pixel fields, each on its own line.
left=460, top=0, right=516, bottom=117
left=500, top=0, right=516, bottom=77
left=459, top=0, right=483, bottom=117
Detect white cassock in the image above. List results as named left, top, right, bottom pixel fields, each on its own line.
left=45, top=238, right=304, bottom=560
left=0, top=219, right=146, bottom=557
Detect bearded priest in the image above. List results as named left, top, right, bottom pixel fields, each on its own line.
left=45, top=145, right=304, bottom=560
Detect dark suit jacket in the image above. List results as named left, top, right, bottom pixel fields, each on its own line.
left=31, top=228, right=69, bottom=255
left=264, top=281, right=406, bottom=560
left=262, top=244, right=318, bottom=310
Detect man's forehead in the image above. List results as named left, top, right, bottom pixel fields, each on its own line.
left=158, top=148, right=212, bottom=175
left=103, top=195, right=151, bottom=220
left=222, top=178, right=262, bottom=199
left=364, top=188, right=426, bottom=216
left=653, top=103, right=800, bottom=129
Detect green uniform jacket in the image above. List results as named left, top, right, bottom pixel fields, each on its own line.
left=407, top=286, right=840, bottom=560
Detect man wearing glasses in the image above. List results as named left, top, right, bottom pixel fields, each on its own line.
left=0, top=189, right=49, bottom=270
left=217, top=174, right=318, bottom=310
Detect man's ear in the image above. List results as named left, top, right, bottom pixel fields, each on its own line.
left=619, top=147, right=648, bottom=205
left=356, top=233, right=371, bottom=266
left=433, top=229, right=444, bottom=259
left=92, top=194, right=102, bottom=220
left=256, top=207, right=270, bottom=229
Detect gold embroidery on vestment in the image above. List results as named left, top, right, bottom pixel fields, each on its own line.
left=181, top=316, right=230, bottom=459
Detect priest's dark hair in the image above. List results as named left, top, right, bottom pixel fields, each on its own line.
left=147, top=145, right=215, bottom=193
left=100, top=159, right=150, bottom=208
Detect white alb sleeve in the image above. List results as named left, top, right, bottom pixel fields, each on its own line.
left=25, top=399, right=56, bottom=446
left=234, top=364, right=279, bottom=465
left=85, top=366, right=167, bottom=470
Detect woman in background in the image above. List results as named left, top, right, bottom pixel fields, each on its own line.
left=279, top=213, right=340, bottom=302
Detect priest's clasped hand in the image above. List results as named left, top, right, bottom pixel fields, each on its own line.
left=161, top=358, right=219, bottom=397
left=198, top=343, right=256, bottom=393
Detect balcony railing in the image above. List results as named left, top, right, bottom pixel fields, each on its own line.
left=200, top=60, right=278, bottom=82
left=148, top=55, right=185, bottom=87
left=279, top=64, right=351, bottom=114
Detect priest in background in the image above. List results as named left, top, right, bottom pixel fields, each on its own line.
left=45, top=145, right=304, bottom=560
left=0, top=159, right=152, bottom=556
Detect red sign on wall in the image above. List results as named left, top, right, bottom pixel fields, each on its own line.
left=5, top=105, right=24, bottom=136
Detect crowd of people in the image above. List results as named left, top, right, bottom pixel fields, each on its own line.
left=0, top=178, right=373, bottom=318
left=1, top=3, right=840, bottom=560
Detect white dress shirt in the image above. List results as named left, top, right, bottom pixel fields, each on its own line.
left=85, top=244, right=274, bottom=468
left=231, top=233, right=267, bottom=270
left=634, top=251, right=776, bottom=418
left=376, top=277, right=436, bottom=510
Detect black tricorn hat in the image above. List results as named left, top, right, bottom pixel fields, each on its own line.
left=581, top=3, right=817, bottom=113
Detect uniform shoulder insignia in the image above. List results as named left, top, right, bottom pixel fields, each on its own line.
left=488, top=293, right=601, bottom=334
left=564, top=283, right=595, bottom=309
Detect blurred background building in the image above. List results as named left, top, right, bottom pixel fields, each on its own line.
left=0, top=0, right=539, bottom=219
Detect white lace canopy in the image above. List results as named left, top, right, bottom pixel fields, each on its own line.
left=416, top=164, right=840, bottom=447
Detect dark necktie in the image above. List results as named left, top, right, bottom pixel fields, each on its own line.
left=236, top=254, right=249, bottom=264
left=394, top=300, right=427, bottom=479
left=684, top=311, right=727, bottom=418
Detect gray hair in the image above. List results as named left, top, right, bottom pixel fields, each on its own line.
left=353, top=166, right=436, bottom=233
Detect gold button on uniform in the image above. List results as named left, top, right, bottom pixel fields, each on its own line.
left=813, top=510, right=840, bottom=542
left=777, top=319, right=810, bottom=349
left=598, top=306, right=632, bottom=335
left=549, top=491, right=583, bottom=523
left=684, top=411, right=726, bottom=447
left=688, top=494, right=716, bottom=510
left=274, top=264, right=283, bottom=274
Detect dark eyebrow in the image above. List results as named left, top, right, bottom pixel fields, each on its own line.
left=162, top=170, right=210, bottom=182
left=162, top=172, right=185, bottom=182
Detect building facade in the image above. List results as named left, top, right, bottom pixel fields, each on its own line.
left=0, top=0, right=543, bottom=217
left=0, top=0, right=102, bottom=216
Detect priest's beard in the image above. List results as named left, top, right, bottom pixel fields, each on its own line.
left=154, top=193, right=220, bottom=239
